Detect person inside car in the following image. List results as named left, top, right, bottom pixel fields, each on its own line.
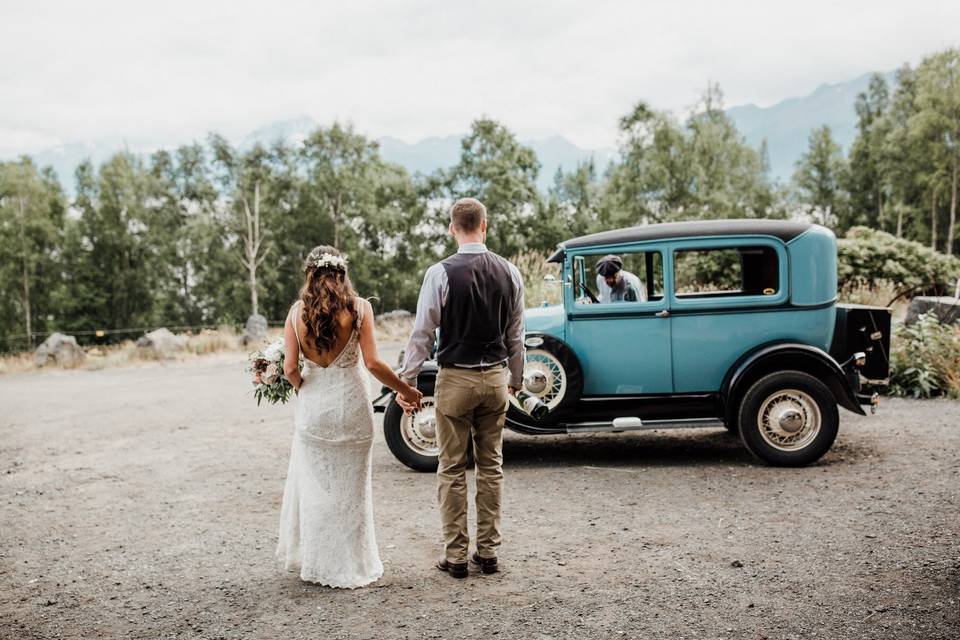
left=595, top=254, right=646, bottom=303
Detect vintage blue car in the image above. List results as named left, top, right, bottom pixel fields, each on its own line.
left=378, top=219, right=891, bottom=469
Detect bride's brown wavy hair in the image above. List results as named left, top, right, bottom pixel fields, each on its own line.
left=299, top=245, right=357, bottom=353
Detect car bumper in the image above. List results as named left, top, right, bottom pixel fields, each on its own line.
left=856, top=391, right=880, bottom=414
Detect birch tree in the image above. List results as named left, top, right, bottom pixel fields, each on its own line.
left=0, top=159, right=65, bottom=348
left=210, top=135, right=273, bottom=317
left=239, top=180, right=269, bottom=315
left=911, top=49, right=960, bottom=255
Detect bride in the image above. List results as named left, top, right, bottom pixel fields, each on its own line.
left=276, top=245, right=422, bottom=588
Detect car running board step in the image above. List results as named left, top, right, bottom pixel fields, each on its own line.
left=564, top=417, right=725, bottom=433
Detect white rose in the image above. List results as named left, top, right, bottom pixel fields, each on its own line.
left=263, top=341, right=284, bottom=363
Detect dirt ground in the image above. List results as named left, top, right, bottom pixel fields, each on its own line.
left=1, top=347, right=958, bottom=640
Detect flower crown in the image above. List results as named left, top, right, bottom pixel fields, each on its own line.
left=310, top=252, right=348, bottom=271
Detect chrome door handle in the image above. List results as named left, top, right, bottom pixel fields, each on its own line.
left=655, top=310, right=670, bottom=318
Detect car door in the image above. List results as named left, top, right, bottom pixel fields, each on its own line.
left=668, top=237, right=790, bottom=393
left=563, top=245, right=673, bottom=396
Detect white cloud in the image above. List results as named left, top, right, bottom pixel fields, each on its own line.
left=1, top=0, right=957, bottom=151
left=0, top=128, right=63, bottom=156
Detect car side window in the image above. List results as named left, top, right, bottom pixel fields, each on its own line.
left=574, top=250, right=664, bottom=305
left=674, top=246, right=779, bottom=298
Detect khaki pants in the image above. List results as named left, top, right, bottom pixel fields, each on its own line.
left=434, top=365, right=508, bottom=564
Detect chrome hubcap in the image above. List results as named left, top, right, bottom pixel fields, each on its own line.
left=511, top=348, right=567, bottom=412
left=524, top=371, right=548, bottom=394
left=757, top=389, right=821, bottom=451
left=400, top=396, right=438, bottom=456
left=777, top=409, right=804, bottom=433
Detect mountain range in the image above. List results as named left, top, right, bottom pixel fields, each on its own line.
left=727, top=70, right=897, bottom=180
left=6, top=70, right=894, bottom=194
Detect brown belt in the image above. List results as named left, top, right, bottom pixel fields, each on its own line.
left=442, top=362, right=507, bottom=372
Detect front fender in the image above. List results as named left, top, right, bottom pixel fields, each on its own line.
left=722, top=343, right=866, bottom=422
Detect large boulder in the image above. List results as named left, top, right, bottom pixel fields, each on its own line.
left=136, top=328, right=188, bottom=357
left=242, top=313, right=269, bottom=346
left=378, top=309, right=413, bottom=323
left=905, top=296, right=960, bottom=325
left=34, top=333, right=85, bottom=367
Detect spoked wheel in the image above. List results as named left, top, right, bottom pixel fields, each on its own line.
left=509, top=348, right=568, bottom=411
left=738, top=370, right=839, bottom=466
left=508, top=335, right=583, bottom=426
left=401, top=396, right=439, bottom=457
left=384, top=394, right=438, bottom=472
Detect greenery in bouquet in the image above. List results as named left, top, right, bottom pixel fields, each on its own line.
left=248, top=339, right=300, bottom=405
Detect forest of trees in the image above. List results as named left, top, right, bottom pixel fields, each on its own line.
left=1, top=48, right=959, bottom=353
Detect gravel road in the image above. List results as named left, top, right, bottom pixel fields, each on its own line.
left=1, top=349, right=958, bottom=639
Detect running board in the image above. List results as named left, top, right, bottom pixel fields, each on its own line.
left=564, top=417, right=725, bottom=433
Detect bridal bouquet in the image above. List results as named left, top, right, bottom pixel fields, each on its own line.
left=248, top=339, right=298, bottom=405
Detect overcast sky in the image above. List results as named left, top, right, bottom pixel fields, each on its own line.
left=1, top=0, right=957, bottom=155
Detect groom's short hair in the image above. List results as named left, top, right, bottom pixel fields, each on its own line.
left=450, top=198, right=487, bottom=233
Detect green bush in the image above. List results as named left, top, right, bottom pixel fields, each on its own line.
left=838, top=227, right=960, bottom=296
left=889, top=313, right=960, bottom=399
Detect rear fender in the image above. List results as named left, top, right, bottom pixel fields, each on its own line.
left=722, top=343, right=866, bottom=422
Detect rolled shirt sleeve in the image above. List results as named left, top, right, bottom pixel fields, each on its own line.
left=399, top=264, right=446, bottom=385
left=505, top=262, right=526, bottom=389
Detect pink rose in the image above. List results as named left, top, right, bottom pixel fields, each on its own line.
left=263, top=363, right=280, bottom=385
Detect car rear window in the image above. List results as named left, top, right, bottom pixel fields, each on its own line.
left=674, top=246, right=779, bottom=298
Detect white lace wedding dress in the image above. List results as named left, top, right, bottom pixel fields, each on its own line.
left=276, top=299, right=383, bottom=588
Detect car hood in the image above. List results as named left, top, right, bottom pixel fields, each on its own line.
left=523, top=304, right=565, bottom=340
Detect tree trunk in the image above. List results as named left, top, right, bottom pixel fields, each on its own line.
left=249, top=262, right=258, bottom=316
left=896, top=206, right=903, bottom=238
left=877, top=187, right=885, bottom=232
left=241, top=181, right=267, bottom=317
left=249, top=182, right=260, bottom=316
left=331, top=191, right=343, bottom=248
left=931, top=189, right=938, bottom=251
left=949, top=160, right=959, bottom=256
left=17, top=197, right=32, bottom=347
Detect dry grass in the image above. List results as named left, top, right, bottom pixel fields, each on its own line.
left=1, top=319, right=417, bottom=376
left=512, top=251, right=562, bottom=307
left=374, top=316, right=415, bottom=343
left=839, top=279, right=908, bottom=323
left=0, top=352, right=38, bottom=375
left=932, top=344, right=960, bottom=398
left=0, top=328, right=252, bottom=376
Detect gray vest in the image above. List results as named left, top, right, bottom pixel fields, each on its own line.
left=437, top=252, right=515, bottom=366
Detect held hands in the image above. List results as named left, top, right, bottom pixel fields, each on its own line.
left=397, top=384, right=423, bottom=415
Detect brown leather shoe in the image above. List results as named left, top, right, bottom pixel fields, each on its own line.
left=436, top=559, right=468, bottom=579
left=471, top=552, right=499, bottom=574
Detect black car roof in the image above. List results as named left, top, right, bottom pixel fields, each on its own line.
left=547, top=219, right=812, bottom=262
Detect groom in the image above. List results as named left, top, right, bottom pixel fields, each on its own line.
left=398, top=197, right=526, bottom=579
